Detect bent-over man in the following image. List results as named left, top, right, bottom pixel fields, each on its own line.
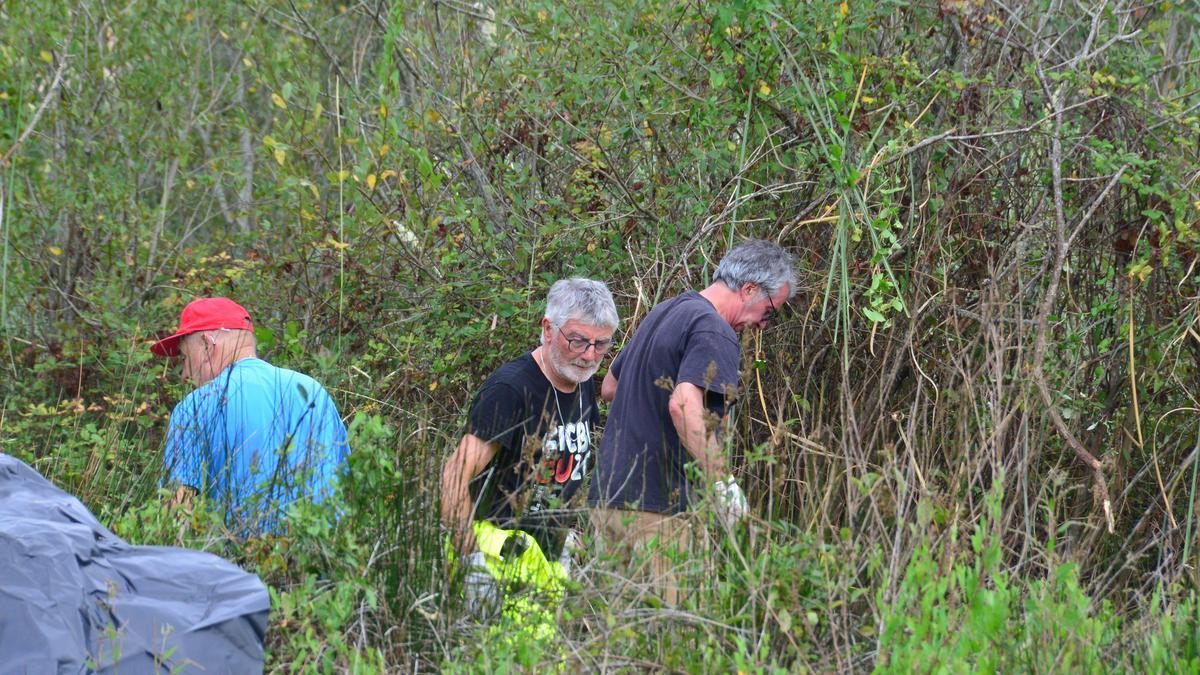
left=588, top=239, right=796, bottom=604
left=151, top=297, right=350, bottom=533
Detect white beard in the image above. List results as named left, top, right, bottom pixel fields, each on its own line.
left=547, top=347, right=600, bottom=384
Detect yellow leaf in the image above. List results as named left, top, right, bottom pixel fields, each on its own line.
left=379, top=169, right=397, bottom=181
left=429, top=380, right=439, bottom=392
left=839, top=1, right=849, bottom=17
left=327, top=237, right=351, bottom=250
left=862, top=95, right=875, bottom=104
left=48, top=246, right=63, bottom=256
left=379, top=103, right=388, bottom=118
left=379, top=144, right=390, bottom=156
left=263, top=134, right=276, bottom=147
left=39, top=50, right=53, bottom=63
left=537, top=9, right=548, bottom=21
left=273, top=147, right=286, bottom=165
left=304, top=181, right=319, bottom=199
left=336, top=169, right=350, bottom=182
left=220, top=30, right=230, bottom=40
left=0, top=92, right=8, bottom=100
left=313, top=102, right=323, bottom=119
left=242, top=57, right=254, bottom=68
left=1127, top=262, right=1153, bottom=282
left=758, top=81, right=772, bottom=97
left=185, top=179, right=196, bottom=189
left=586, top=241, right=597, bottom=252
left=367, top=173, right=377, bottom=190
left=271, top=93, right=288, bottom=110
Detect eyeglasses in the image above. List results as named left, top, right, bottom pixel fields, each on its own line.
left=762, top=292, right=779, bottom=325
left=562, top=334, right=614, bottom=355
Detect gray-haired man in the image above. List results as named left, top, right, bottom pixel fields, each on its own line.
left=588, top=239, right=796, bottom=605
left=441, top=278, right=618, bottom=599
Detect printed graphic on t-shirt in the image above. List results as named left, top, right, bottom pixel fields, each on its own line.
left=536, top=419, right=591, bottom=485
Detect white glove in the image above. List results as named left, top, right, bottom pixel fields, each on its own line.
left=462, top=550, right=500, bottom=614
left=713, top=476, right=749, bottom=527
left=558, top=529, right=583, bottom=577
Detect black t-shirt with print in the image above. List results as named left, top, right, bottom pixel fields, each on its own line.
left=466, top=351, right=598, bottom=557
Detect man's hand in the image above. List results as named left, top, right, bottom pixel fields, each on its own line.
left=557, top=528, right=583, bottom=577
left=713, top=476, right=748, bottom=528
left=440, top=433, right=500, bottom=557
left=462, top=550, right=500, bottom=612
left=173, top=484, right=197, bottom=509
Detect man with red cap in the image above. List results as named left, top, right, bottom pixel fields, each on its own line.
left=152, top=297, right=349, bottom=532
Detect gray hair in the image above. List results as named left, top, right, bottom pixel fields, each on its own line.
left=713, top=239, right=797, bottom=299
left=543, top=277, right=619, bottom=338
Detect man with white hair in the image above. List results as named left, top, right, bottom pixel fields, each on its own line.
left=151, top=297, right=349, bottom=533
left=589, top=239, right=796, bottom=605
left=441, top=278, right=618, bottom=602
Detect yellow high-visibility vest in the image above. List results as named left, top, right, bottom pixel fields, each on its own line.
left=469, top=520, right=568, bottom=593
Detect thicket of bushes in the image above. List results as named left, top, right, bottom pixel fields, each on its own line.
left=3, top=0, right=1199, bottom=670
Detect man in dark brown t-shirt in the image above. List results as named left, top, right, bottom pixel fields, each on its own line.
left=589, top=239, right=796, bottom=605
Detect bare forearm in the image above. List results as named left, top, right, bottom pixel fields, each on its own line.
left=681, top=411, right=726, bottom=479
left=440, top=462, right=476, bottom=554
left=601, top=370, right=617, bottom=403
left=669, top=384, right=728, bottom=481
left=441, top=434, right=498, bottom=556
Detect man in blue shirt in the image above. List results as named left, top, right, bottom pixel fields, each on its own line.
left=151, top=297, right=349, bottom=533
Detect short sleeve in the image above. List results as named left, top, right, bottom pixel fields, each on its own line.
left=610, top=347, right=626, bottom=381
left=677, top=330, right=740, bottom=399
left=467, top=382, right=528, bottom=449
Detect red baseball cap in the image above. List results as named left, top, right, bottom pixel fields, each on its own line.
left=150, top=297, right=254, bottom=357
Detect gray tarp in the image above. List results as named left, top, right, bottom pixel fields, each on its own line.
left=0, top=454, right=269, bottom=674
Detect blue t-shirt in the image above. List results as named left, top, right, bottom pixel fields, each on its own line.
left=588, top=291, right=740, bottom=514
left=164, top=357, right=350, bottom=530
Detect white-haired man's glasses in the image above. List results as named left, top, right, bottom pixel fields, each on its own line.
left=563, top=335, right=614, bottom=355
